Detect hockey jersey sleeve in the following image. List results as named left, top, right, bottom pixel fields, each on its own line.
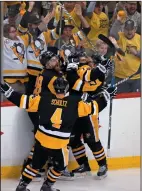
left=78, top=93, right=108, bottom=117
left=77, top=65, right=105, bottom=82
left=42, top=29, right=59, bottom=46
left=66, top=68, right=104, bottom=92
left=6, top=90, right=41, bottom=112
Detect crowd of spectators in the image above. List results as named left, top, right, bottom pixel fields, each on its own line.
left=1, top=1, right=141, bottom=101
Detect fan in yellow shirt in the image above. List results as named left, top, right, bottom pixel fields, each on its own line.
left=110, top=20, right=141, bottom=93
left=86, top=2, right=109, bottom=46
left=55, top=2, right=86, bottom=34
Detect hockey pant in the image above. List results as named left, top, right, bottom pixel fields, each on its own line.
left=69, top=116, right=107, bottom=167
left=21, top=141, right=69, bottom=186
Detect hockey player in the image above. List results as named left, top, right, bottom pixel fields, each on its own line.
left=65, top=52, right=113, bottom=179
left=0, top=77, right=117, bottom=191
left=21, top=49, right=63, bottom=178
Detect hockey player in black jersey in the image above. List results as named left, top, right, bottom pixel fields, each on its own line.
left=65, top=52, right=113, bottom=179
left=21, top=49, right=64, bottom=179
left=1, top=77, right=117, bottom=191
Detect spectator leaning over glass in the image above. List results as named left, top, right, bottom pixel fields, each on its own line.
left=2, top=24, right=29, bottom=97
left=111, top=1, right=141, bottom=35
left=109, top=19, right=141, bottom=93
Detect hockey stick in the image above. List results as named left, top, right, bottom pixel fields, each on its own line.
left=112, top=64, right=141, bottom=88
left=98, top=34, right=125, bottom=56
left=58, top=6, right=64, bottom=49
left=107, top=64, right=141, bottom=157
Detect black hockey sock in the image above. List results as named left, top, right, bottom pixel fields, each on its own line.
left=71, top=144, right=89, bottom=166
left=92, top=141, right=107, bottom=166
left=21, top=164, right=39, bottom=184
left=46, top=167, right=62, bottom=184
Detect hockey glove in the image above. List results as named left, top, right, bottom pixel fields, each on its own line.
left=66, top=53, right=80, bottom=71
left=101, top=58, right=113, bottom=71
left=102, top=86, right=117, bottom=102
left=0, top=82, right=14, bottom=98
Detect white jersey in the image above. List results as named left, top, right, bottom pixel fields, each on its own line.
left=27, top=29, right=58, bottom=76
left=3, top=36, right=28, bottom=83
left=27, top=33, right=47, bottom=76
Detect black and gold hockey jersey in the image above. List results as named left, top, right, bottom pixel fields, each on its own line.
left=7, top=90, right=107, bottom=149
left=66, top=64, right=105, bottom=93
left=33, top=69, right=62, bottom=95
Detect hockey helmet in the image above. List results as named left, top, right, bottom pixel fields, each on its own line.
left=53, top=77, right=69, bottom=94
left=39, top=51, right=57, bottom=67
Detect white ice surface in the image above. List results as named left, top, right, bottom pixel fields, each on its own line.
left=1, top=169, right=140, bottom=191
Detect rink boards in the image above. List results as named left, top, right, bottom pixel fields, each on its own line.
left=1, top=93, right=140, bottom=178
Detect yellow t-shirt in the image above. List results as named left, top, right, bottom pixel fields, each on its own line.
left=86, top=12, right=109, bottom=46
left=114, top=32, right=140, bottom=79
left=55, top=5, right=81, bottom=34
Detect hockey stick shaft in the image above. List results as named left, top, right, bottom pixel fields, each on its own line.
left=107, top=58, right=115, bottom=157
left=58, top=6, right=63, bottom=49
left=111, top=64, right=141, bottom=88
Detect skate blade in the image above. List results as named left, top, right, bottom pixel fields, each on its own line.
left=58, top=176, right=75, bottom=181
left=94, top=173, right=107, bottom=180
left=32, top=177, right=42, bottom=182
left=74, top=171, right=92, bottom=178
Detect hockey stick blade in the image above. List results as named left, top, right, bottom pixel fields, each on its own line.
left=98, top=34, right=125, bottom=56
left=98, top=34, right=115, bottom=48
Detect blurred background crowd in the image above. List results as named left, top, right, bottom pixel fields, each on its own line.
left=1, top=1, right=141, bottom=101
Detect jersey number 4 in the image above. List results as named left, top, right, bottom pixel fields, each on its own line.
left=51, top=108, right=62, bottom=129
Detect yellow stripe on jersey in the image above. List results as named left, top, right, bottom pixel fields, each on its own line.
left=19, top=95, right=40, bottom=112
left=82, top=80, right=102, bottom=92
left=72, top=79, right=83, bottom=91
left=27, top=95, right=41, bottom=112
left=20, top=95, right=27, bottom=109
left=48, top=76, right=57, bottom=95
left=35, top=130, right=69, bottom=149
left=78, top=100, right=92, bottom=117
left=77, top=65, right=91, bottom=80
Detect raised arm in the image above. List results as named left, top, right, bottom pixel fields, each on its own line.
left=1, top=83, right=40, bottom=112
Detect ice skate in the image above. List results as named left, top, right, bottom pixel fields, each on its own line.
left=95, top=165, right=108, bottom=180
left=40, top=182, right=60, bottom=191
left=33, top=173, right=42, bottom=182
left=58, top=168, right=75, bottom=181
left=16, top=182, right=30, bottom=191
left=72, top=163, right=91, bottom=177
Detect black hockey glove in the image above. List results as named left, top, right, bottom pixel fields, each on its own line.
left=66, top=53, right=80, bottom=71
left=101, top=58, right=113, bottom=71
left=0, top=82, right=14, bottom=98
left=102, top=86, right=117, bottom=102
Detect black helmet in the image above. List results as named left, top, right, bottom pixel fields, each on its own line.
left=39, top=51, right=57, bottom=66
left=53, top=77, right=69, bottom=94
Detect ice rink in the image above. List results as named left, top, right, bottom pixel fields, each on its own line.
left=1, top=169, right=140, bottom=191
